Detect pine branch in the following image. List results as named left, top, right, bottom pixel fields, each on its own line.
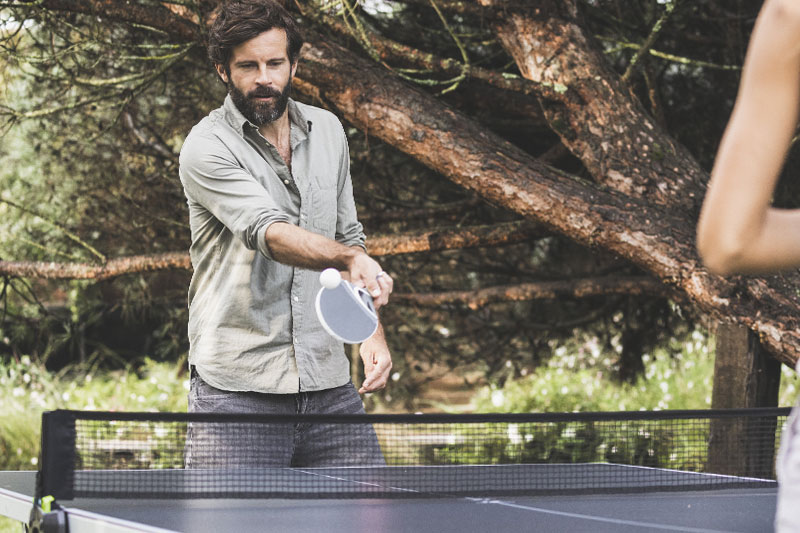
left=0, top=222, right=544, bottom=279
left=122, top=111, right=178, bottom=162
left=302, top=3, right=565, bottom=99
left=599, top=38, right=740, bottom=72
left=0, top=198, right=107, bottom=263
left=0, top=252, right=190, bottom=281
left=368, top=221, right=549, bottom=256
left=394, top=276, right=672, bottom=309
left=34, top=0, right=200, bottom=41
left=621, top=0, right=679, bottom=84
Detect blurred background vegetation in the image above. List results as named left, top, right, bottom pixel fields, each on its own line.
left=0, top=1, right=798, bottom=530
left=0, top=0, right=797, bottom=470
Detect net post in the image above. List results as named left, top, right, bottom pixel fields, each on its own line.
left=36, top=410, right=77, bottom=501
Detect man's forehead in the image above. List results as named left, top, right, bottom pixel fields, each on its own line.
left=231, top=28, right=289, bottom=62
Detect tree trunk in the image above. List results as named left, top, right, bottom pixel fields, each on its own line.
left=476, top=0, right=707, bottom=212
left=708, top=322, right=781, bottom=478
left=20, top=1, right=800, bottom=368
left=296, top=33, right=800, bottom=367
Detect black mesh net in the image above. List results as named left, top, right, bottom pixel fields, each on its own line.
left=38, top=409, right=789, bottom=500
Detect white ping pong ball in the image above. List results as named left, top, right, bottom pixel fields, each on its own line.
left=320, top=268, right=341, bottom=289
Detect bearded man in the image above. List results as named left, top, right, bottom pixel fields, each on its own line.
left=179, top=0, right=392, bottom=467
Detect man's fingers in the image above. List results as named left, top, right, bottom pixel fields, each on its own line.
left=366, top=278, right=381, bottom=298
left=358, top=353, right=376, bottom=393
left=360, top=365, right=380, bottom=392
left=376, top=271, right=393, bottom=290
left=359, top=353, right=391, bottom=393
left=371, top=272, right=393, bottom=309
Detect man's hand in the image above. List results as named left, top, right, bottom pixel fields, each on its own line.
left=265, top=223, right=393, bottom=309
left=348, top=252, right=393, bottom=310
left=358, top=326, right=392, bottom=394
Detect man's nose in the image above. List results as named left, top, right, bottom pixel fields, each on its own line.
left=255, top=65, right=272, bottom=86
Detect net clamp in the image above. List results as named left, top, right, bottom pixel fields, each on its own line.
left=28, top=495, right=67, bottom=533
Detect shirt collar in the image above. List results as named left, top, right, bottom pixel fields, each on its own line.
left=223, top=95, right=310, bottom=138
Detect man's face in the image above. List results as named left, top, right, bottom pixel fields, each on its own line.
left=216, top=28, right=297, bottom=126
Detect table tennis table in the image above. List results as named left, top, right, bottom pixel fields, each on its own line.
left=0, top=408, right=787, bottom=532
left=0, top=466, right=778, bottom=533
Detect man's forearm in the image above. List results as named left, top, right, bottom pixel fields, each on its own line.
left=266, top=221, right=392, bottom=308
left=265, top=221, right=363, bottom=270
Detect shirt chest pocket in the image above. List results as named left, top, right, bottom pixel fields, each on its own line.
left=308, top=179, right=337, bottom=237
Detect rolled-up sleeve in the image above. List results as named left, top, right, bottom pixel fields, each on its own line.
left=334, top=124, right=366, bottom=250
left=179, top=133, right=290, bottom=260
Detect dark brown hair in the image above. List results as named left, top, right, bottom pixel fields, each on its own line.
left=207, top=0, right=303, bottom=72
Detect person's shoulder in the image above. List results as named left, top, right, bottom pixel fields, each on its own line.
left=184, top=107, right=229, bottom=143
left=764, top=0, right=800, bottom=25
left=180, top=108, right=234, bottom=157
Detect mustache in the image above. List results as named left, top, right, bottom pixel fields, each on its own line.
left=247, top=87, right=282, bottom=99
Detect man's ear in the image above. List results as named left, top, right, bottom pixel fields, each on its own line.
left=215, top=63, right=229, bottom=83
left=290, top=60, right=298, bottom=79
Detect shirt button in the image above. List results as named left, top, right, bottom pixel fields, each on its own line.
left=293, top=296, right=299, bottom=302
left=283, top=179, right=290, bottom=185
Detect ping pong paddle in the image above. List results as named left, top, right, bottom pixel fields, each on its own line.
left=315, top=268, right=379, bottom=344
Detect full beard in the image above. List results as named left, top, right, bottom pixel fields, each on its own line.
left=229, top=78, right=292, bottom=126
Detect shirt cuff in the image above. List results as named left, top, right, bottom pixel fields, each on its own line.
left=255, top=217, right=291, bottom=261
left=338, top=238, right=367, bottom=253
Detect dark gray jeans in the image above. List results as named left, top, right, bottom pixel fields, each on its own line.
left=185, top=369, right=384, bottom=468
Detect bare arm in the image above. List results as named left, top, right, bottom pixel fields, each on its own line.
left=265, top=222, right=393, bottom=308
left=697, top=0, right=800, bottom=275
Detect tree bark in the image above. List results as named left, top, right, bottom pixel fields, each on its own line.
left=0, top=253, right=191, bottom=281
left=368, top=221, right=549, bottom=256
left=394, top=276, right=671, bottom=309
left=37, top=0, right=199, bottom=41
left=295, top=32, right=800, bottom=367
left=15, top=1, right=800, bottom=368
left=708, top=322, right=781, bottom=478
left=0, top=222, right=541, bottom=278
left=477, top=0, right=707, bottom=212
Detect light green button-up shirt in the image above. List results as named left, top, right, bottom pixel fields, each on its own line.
left=179, top=96, right=365, bottom=393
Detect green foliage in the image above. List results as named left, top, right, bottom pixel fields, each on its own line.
left=0, top=6, right=200, bottom=370
left=0, top=517, right=18, bottom=533
left=76, top=419, right=186, bottom=471
left=421, top=420, right=707, bottom=474
left=416, top=330, right=797, bottom=473
left=472, top=329, right=716, bottom=413
left=0, top=356, right=188, bottom=470
left=781, top=363, right=800, bottom=407
left=471, top=330, right=800, bottom=414
left=0, top=1, right=794, bottom=409
left=413, top=329, right=800, bottom=473
left=422, top=331, right=720, bottom=469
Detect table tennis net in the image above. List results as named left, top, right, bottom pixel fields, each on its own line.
left=37, top=408, right=790, bottom=500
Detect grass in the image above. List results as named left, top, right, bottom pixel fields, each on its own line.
left=0, top=358, right=189, bottom=532
left=2, top=329, right=798, bottom=472
left=0, top=329, right=797, bottom=532
left=0, top=356, right=188, bottom=470
left=0, top=517, right=19, bottom=533
left=471, top=330, right=800, bottom=413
